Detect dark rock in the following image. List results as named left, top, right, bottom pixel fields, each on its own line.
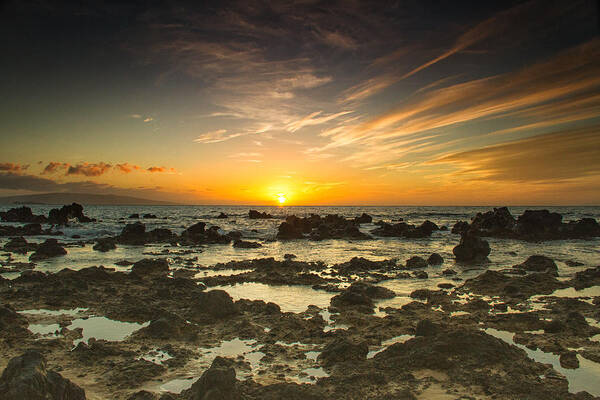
left=0, top=351, right=86, bottom=400
left=318, top=338, right=368, bottom=367
left=117, top=222, right=147, bottom=245
left=283, top=253, right=297, bottom=260
left=515, top=209, right=562, bottom=238
left=413, top=271, right=428, bottom=279
left=415, top=320, right=438, bottom=336
left=147, top=228, right=178, bottom=243
left=470, top=207, right=515, bottom=236
left=194, top=290, right=238, bottom=319
left=29, top=239, right=67, bottom=261
left=0, top=223, right=45, bottom=237
left=249, top=210, right=272, bottom=219
left=453, top=232, right=490, bottom=262
left=129, top=214, right=140, bottom=219
left=233, top=239, right=262, bottom=248
left=330, top=282, right=394, bottom=311
left=427, top=253, right=443, bottom=265
left=437, top=283, right=454, bottom=289
left=371, top=220, right=437, bottom=238
left=354, top=213, right=372, bottom=224
left=442, top=268, right=457, bottom=275
left=0, top=304, right=29, bottom=336
left=514, top=255, right=558, bottom=275
left=405, top=256, right=427, bottom=269
left=93, top=238, right=116, bottom=252
left=216, top=212, right=228, bottom=219
left=559, top=351, right=579, bottom=369
left=0, top=206, right=46, bottom=223
left=135, top=313, right=196, bottom=340
left=131, top=259, right=169, bottom=277
left=47, top=203, right=94, bottom=225
left=3, top=236, right=36, bottom=254
left=186, top=357, right=239, bottom=400
left=451, top=221, right=470, bottom=234
left=142, top=214, right=157, bottom=219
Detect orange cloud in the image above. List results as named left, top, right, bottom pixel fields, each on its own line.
left=0, top=162, right=28, bottom=173
left=67, top=162, right=113, bottom=177
left=115, top=163, right=142, bottom=173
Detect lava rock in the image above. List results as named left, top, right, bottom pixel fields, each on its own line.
left=354, top=213, right=373, bottom=224
left=514, top=255, right=558, bottom=275
left=248, top=210, right=273, bottom=219
left=427, top=253, right=444, bottom=265
left=187, top=357, right=239, bottom=400
left=47, top=203, right=94, bottom=225
left=131, top=258, right=169, bottom=277
left=453, top=232, right=490, bottom=262
left=0, top=206, right=46, bottom=223
left=93, top=238, right=117, bottom=252
left=233, top=239, right=262, bottom=248
left=405, top=256, right=427, bottom=269
left=0, top=351, right=86, bottom=400
left=29, top=239, right=67, bottom=261
left=318, top=338, right=368, bottom=367
left=3, top=236, right=36, bottom=254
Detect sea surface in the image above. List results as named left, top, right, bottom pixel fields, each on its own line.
left=1, top=205, right=598, bottom=288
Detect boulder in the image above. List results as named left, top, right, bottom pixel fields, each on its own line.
left=405, top=256, right=427, bottom=269
left=216, top=212, right=228, bottom=219
left=233, top=239, right=262, bottom=249
left=47, top=203, right=94, bottom=225
left=514, top=255, right=558, bottom=275
left=330, top=282, right=394, bottom=311
left=0, top=206, right=46, bottom=223
left=93, top=238, right=116, bottom=252
left=129, top=214, right=140, bottom=219
left=142, top=214, right=157, bottom=219
left=3, top=236, right=36, bottom=254
left=0, top=351, right=86, bottom=400
left=451, top=221, right=470, bottom=234
left=318, top=338, right=368, bottom=367
left=354, top=213, right=372, bottom=224
left=194, top=290, right=238, bottom=319
left=187, top=357, right=239, bottom=400
left=29, top=239, right=67, bottom=261
left=0, top=223, right=44, bottom=237
left=131, top=259, right=169, bottom=277
left=427, top=253, right=443, bottom=265
left=117, top=222, right=147, bottom=245
left=248, top=210, right=272, bottom=219
left=453, top=232, right=490, bottom=262
left=470, top=207, right=515, bottom=235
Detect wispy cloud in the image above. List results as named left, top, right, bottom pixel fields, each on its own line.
left=428, top=125, right=600, bottom=183
left=286, top=111, right=353, bottom=133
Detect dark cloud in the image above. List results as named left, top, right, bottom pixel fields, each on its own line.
left=66, top=162, right=112, bottom=176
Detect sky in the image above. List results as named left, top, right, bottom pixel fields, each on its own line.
left=1, top=0, right=599, bottom=205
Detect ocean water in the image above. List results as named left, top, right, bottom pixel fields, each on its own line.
left=1, top=205, right=598, bottom=276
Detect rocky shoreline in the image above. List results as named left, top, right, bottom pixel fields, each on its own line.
left=1, top=205, right=599, bottom=399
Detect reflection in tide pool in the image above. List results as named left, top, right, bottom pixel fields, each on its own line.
left=485, top=328, right=600, bottom=396
left=69, top=316, right=149, bottom=345
left=211, top=282, right=333, bottom=313
left=160, top=377, right=195, bottom=394
left=28, top=323, right=61, bottom=337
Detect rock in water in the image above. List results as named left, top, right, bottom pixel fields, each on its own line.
left=0, top=206, right=46, bottom=223
left=29, top=239, right=67, bottom=261
left=131, top=258, right=169, bottom=277
left=47, top=203, right=94, bottom=225
left=453, top=232, right=490, bottom=262
left=318, top=338, right=368, bottom=367
left=514, top=255, right=558, bottom=275
left=0, top=351, right=86, bottom=400
left=354, top=213, right=372, bottom=224
left=406, top=256, right=427, bottom=269
left=248, top=210, right=272, bottom=219
left=93, top=238, right=117, bottom=252
left=427, top=253, right=444, bottom=265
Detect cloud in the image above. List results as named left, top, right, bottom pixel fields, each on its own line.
left=0, top=163, right=29, bottom=173
left=66, top=162, right=112, bottom=177
left=147, top=166, right=176, bottom=173
left=313, top=39, right=600, bottom=169
left=143, top=117, right=153, bottom=122
left=428, top=125, right=600, bottom=183
left=130, top=114, right=142, bottom=119
left=42, top=161, right=175, bottom=175
left=286, top=110, right=353, bottom=133
left=42, top=162, right=70, bottom=174
left=115, top=163, right=142, bottom=173
left=341, top=0, right=582, bottom=102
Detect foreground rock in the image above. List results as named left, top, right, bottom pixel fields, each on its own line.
left=514, top=255, right=558, bottom=275
left=181, top=357, right=239, bottom=400
left=117, top=222, right=178, bottom=245
left=93, top=238, right=117, bottom=252
left=330, top=282, right=395, bottom=312
left=0, top=351, right=86, bottom=400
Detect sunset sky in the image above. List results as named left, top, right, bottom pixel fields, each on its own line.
left=1, top=0, right=599, bottom=205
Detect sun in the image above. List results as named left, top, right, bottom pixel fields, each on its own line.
left=277, top=193, right=287, bottom=205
